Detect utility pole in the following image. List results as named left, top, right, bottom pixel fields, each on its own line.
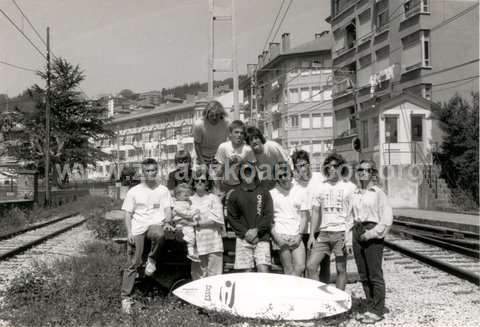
left=208, top=0, right=214, bottom=100
left=45, top=27, right=51, bottom=206
left=231, top=0, right=239, bottom=120
left=207, top=0, right=239, bottom=119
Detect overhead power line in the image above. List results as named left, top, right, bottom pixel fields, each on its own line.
left=11, top=0, right=47, bottom=47
left=262, top=0, right=285, bottom=53
left=0, top=59, right=39, bottom=73
left=0, top=8, right=47, bottom=60
left=270, top=0, right=293, bottom=44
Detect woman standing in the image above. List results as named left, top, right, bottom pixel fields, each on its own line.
left=270, top=162, right=306, bottom=276
left=189, top=170, right=225, bottom=279
left=351, top=160, right=392, bottom=324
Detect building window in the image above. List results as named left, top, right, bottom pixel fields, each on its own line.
left=142, top=133, right=149, bottom=143
left=358, top=54, right=372, bottom=87
left=312, top=114, right=322, bottom=129
left=311, top=87, right=322, bottom=101
left=385, top=116, right=398, bottom=143
left=422, top=0, right=429, bottom=12
left=402, top=31, right=422, bottom=72
left=288, top=89, right=299, bottom=103
left=423, top=31, right=430, bottom=66
left=411, top=115, right=423, bottom=141
left=323, top=113, right=333, bottom=128
left=301, top=114, right=310, bottom=129
left=376, top=0, right=389, bottom=32
left=424, top=84, right=432, bottom=100
left=361, top=120, right=369, bottom=148
left=290, top=115, right=299, bottom=128
left=300, top=88, right=310, bottom=102
left=312, top=141, right=322, bottom=156
left=357, top=9, right=372, bottom=40
left=372, top=117, right=379, bottom=146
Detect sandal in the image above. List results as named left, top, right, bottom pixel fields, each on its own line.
left=360, top=312, right=384, bottom=324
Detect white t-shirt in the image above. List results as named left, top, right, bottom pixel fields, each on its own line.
left=215, top=141, right=256, bottom=185
left=270, top=186, right=302, bottom=235
left=290, top=172, right=325, bottom=233
left=193, top=118, right=229, bottom=161
left=312, top=180, right=357, bottom=232
left=121, top=183, right=173, bottom=236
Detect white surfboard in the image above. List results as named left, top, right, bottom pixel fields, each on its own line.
left=173, top=273, right=351, bottom=321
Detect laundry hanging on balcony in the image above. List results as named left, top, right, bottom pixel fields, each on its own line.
left=369, top=65, right=395, bottom=96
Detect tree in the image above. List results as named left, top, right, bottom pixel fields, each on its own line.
left=7, top=57, right=113, bottom=184
left=119, top=89, right=138, bottom=100
left=432, top=92, right=479, bottom=206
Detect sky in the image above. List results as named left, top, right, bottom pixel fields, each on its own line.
left=0, top=0, right=330, bottom=98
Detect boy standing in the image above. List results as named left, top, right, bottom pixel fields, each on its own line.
left=226, top=161, right=273, bottom=272
left=306, top=153, right=356, bottom=290
left=120, top=158, right=174, bottom=314
left=215, top=120, right=256, bottom=193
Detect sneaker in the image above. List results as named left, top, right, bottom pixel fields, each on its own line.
left=145, top=259, right=156, bottom=276
left=121, top=298, right=133, bottom=314
left=187, top=254, right=201, bottom=262
left=360, top=312, right=384, bottom=324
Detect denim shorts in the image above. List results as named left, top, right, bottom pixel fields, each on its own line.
left=312, top=231, right=346, bottom=257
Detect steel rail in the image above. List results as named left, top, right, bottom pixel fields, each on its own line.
left=0, top=216, right=86, bottom=261
left=392, top=228, right=480, bottom=258
left=0, top=212, right=80, bottom=241
left=384, top=239, right=480, bottom=286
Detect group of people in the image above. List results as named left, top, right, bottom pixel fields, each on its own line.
left=119, top=101, right=393, bottom=324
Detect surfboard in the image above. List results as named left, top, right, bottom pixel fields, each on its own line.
left=173, top=272, right=351, bottom=320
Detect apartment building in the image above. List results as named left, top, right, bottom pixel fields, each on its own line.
left=93, top=91, right=243, bottom=181
left=242, top=32, right=334, bottom=168
left=328, top=0, right=479, bottom=163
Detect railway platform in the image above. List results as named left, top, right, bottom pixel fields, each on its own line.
left=394, top=208, right=479, bottom=233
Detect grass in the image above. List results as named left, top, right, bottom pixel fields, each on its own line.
left=0, top=239, right=351, bottom=327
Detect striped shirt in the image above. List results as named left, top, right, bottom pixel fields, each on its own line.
left=190, top=193, right=224, bottom=255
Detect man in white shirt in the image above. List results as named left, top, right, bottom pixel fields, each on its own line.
left=245, top=126, right=290, bottom=190
left=215, top=120, right=256, bottom=193
left=306, top=153, right=356, bottom=291
left=120, top=158, right=174, bottom=314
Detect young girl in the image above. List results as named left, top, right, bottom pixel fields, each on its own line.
left=189, top=170, right=225, bottom=279
left=351, top=160, right=392, bottom=324
left=270, top=162, right=306, bottom=276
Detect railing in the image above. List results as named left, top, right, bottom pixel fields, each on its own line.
left=382, top=141, right=427, bottom=165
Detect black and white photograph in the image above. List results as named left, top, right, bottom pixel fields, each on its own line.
left=0, top=0, right=479, bottom=326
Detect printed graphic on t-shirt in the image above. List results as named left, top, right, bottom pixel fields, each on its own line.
left=319, top=190, right=345, bottom=215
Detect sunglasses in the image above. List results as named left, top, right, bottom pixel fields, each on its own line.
left=278, top=173, right=290, bottom=179
left=175, top=159, right=190, bottom=164
left=194, top=179, right=207, bottom=184
left=327, top=164, right=339, bottom=169
left=357, top=168, right=373, bottom=173
left=295, top=163, right=309, bottom=168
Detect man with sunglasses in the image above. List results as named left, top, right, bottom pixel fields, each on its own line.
left=306, top=153, right=356, bottom=291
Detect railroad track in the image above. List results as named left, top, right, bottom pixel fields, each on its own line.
left=0, top=214, right=86, bottom=262
left=386, top=221, right=480, bottom=285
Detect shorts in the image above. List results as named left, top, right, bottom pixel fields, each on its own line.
left=272, top=233, right=303, bottom=251
left=311, top=231, right=346, bottom=257
left=234, top=238, right=271, bottom=270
